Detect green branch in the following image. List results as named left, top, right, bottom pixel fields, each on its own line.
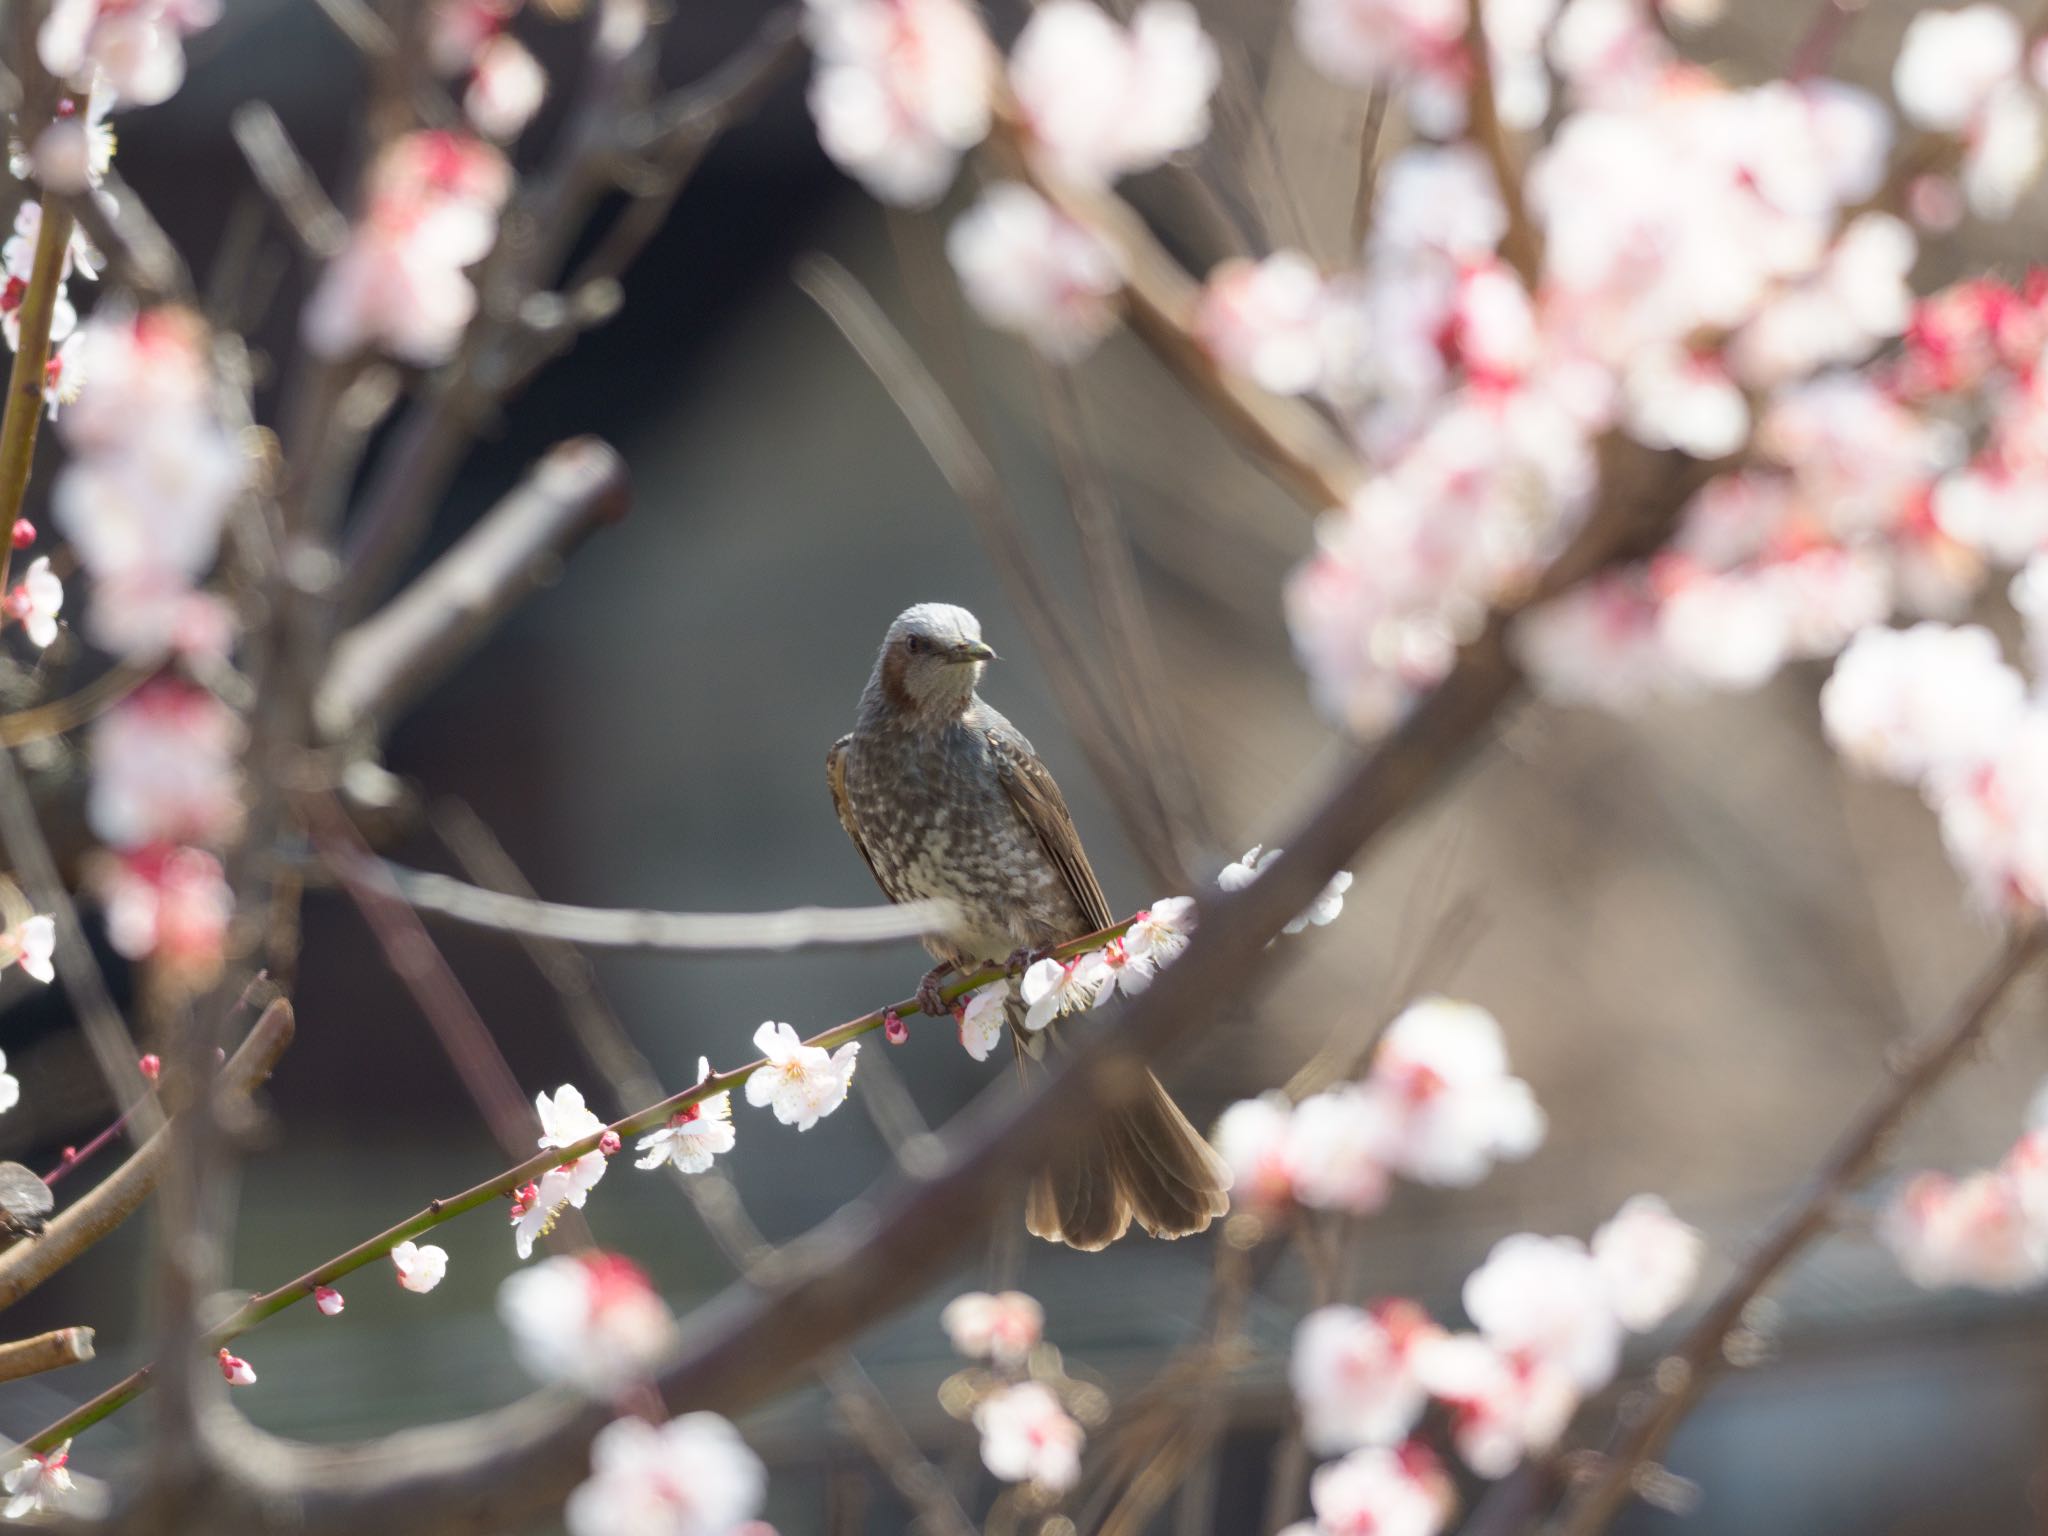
left=18, top=918, right=1141, bottom=1458
left=0, top=196, right=74, bottom=595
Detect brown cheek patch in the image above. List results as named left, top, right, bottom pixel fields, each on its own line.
left=880, top=647, right=916, bottom=713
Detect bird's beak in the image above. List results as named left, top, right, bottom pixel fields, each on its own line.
left=949, top=640, right=999, bottom=664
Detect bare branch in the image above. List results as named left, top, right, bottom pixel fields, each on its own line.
left=0, top=1328, right=95, bottom=1385
left=229, top=103, right=348, bottom=261
left=314, top=438, right=630, bottom=745
left=1550, top=928, right=2048, bottom=1536
left=0, top=1000, right=293, bottom=1313
left=383, top=863, right=962, bottom=956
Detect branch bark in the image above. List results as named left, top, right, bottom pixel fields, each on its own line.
left=0, top=1328, right=95, bottom=1385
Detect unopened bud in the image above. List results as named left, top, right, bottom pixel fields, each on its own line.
left=598, top=1129, right=621, bottom=1157
left=11, top=521, right=34, bottom=550
left=884, top=1010, right=909, bottom=1045
left=138, top=1053, right=160, bottom=1081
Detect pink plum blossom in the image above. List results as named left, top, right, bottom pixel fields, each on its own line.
left=1462, top=1233, right=1623, bottom=1392
left=499, top=1251, right=680, bottom=1395
left=1369, top=997, right=1545, bottom=1187
left=564, top=1413, right=767, bottom=1536
left=1591, top=1194, right=1704, bottom=1331
left=946, top=183, right=1124, bottom=360
left=1304, top=1442, right=1454, bottom=1536
left=941, top=1290, right=1045, bottom=1364
left=88, top=681, right=246, bottom=851
left=1289, top=1301, right=1441, bottom=1454
left=973, top=1381, right=1085, bottom=1491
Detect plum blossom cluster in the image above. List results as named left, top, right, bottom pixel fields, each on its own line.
left=985, top=896, right=1197, bottom=1047
left=304, top=130, right=511, bottom=368
left=1881, top=1075, right=2048, bottom=1292
left=512, top=1084, right=616, bottom=1259
left=1213, top=996, right=1544, bottom=1216
left=939, top=1288, right=1088, bottom=1493
left=40, top=0, right=219, bottom=109
left=84, top=675, right=244, bottom=984
left=1283, top=1196, right=1703, bottom=1536
left=565, top=1412, right=771, bottom=1536
left=0, top=202, right=91, bottom=427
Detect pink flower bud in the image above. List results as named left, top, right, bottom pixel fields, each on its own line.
left=314, top=1286, right=344, bottom=1316
left=10, top=521, right=35, bottom=550
left=884, top=1010, right=909, bottom=1045
left=217, top=1348, right=257, bottom=1386
left=4, top=586, right=32, bottom=620
left=598, top=1129, right=621, bottom=1157
left=138, top=1053, right=161, bottom=1081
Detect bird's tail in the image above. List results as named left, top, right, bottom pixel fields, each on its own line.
left=1015, top=1025, right=1232, bottom=1251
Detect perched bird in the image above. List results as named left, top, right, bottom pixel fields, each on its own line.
left=827, top=602, right=1230, bottom=1250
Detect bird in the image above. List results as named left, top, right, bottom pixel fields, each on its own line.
left=827, top=601, right=1230, bottom=1250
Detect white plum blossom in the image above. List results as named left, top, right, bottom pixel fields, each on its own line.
left=1932, top=707, right=2048, bottom=910
left=3, top=1441, right=73, bottom=1520
left=804, top=0, right=995, bottom=205
left=1123, top=897, right=1196, bottom=968
left=1218, top=845, right=1354, bottom=933
left=953, top=977, right=1013, bottom=1061
left=512, top=1163, right=583, bottom=1260
left=1304, top=1443, right=1454, bottom=1536
left=946, top=183, right=1125, bottom=361
left=9, top=558, right=62, bottom=648
left=392, top=1240, right=450, bottom=1293
left=303, top=130, right=511, bottom=366
left=535, top=1083, right=611, bottom=1207
left=1369, top=997, right=1546, bottom=1187
left=564, top=1413, right=767, bottom=1536
left=973, top=1381, right=1085, bottom=1492
left=941, top=1290, right=1045, bottom=1364
left=1020, top=951, right=1110, bottom=1031
left=0, top=916, right=55, bottom=986
left=1412, top=1332, right=1580, bottom=1476
left=88, top=681, right=246, bottom=851
left=1289, top=1301, right=1441, bottom=1455
left=1009, top=0, right=1220, bottom=187
left=1591, top=1194, right=1704, bottom=1331
left=744, top=1021, right=859, bottom=1130
left=1462, top=1233, right=1623, bottom=1392
left=1286, top=1083, right=1399, bottom=1214
left=499, top=1252, right=680, bottom=1396
left=465, top=34, right=548, bottom=141
left=634, top=1058, right=735, bottom=1175
left=1820, top=623, right=2025, bottom=786
left=1882, top=1168, right=2047, bottom=1291
left=1211, top=1092, right=1299, bottom=1209
left=0, top=1050, right=16, bottom=1115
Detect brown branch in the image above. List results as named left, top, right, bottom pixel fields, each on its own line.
left=229, top=103, right=349, bottom=261
left=0, top=1000, right=293, bottom=1312
left=313, top=437, right=629, bottom=745
left=1463, top=0, right=1542, bottom=289
left=994, top=112, right=1366, bottom=511
left=379, top=862, right=960, bottom=955
left=0, top=1327, right=94, bottom=1384
left=1550, top=927, right=2048, bottom=1536
left=0, top=171, right=72, bottom=563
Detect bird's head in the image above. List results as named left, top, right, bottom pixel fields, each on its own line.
left=870, top=602, right=999, bottom=723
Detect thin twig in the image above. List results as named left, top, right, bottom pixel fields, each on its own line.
left=229, top=102, right=348, bottom=260
left=378, top=863, right=961, bottom=956
left=0, top=1327, right=94, bottom=1385
left=1550, top=928, right=2047, bottom=1536
left=0, top=1000, right=292, bottom=1312
left=1463, top=0, right=1542, bottom=289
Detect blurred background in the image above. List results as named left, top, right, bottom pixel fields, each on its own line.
left=5, top=1, right=2048, bottom=1532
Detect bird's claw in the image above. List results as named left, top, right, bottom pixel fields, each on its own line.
left=1001, top=944, right=1054, bottom=975
left=916, top=965, right=953, bottom=1017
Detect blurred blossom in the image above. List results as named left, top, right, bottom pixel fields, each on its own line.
left=0, top=1051, right=16, bottom=1115
left=1009, top=0, right=1219, bottom=187
left=1294, top=0, right=1553, bottom=138
left=1211, top=1092, right=1300, bottom=1209
left=952, top=976, right=1012, bottom=1061
left=1303, top=1442, right=1453, bottom=1536
left=40, top=0, right=219, bottom=107
left=1820, top=622, right=2025, bottom=786
left=1463, top=1233, right=1622, bottom=1392
left=466, top=35, right=548, bottom=141
left=744, top=1022, right=858, bottom=1130
left=392, top=1240, right=449, bottom=1293
left=1932, top=707, right=2048, bottom=911
left=1370, top=997, right=1545, bottom=1187
left=1512, top=573, right=1675, bottom=712
left=1620, top=347, right=1748, bottom=459
left=1590, top=1194, right=1704, bottom=1331
left=30, top=96, right=117, bottom=195
left=88, top=681, right=246, bottom=851
left=1217, top=845, right=1354, bottom=932
left=499, top=1252, right=680, bottom=1394
left=1733, top=214, right=1918, bottom=387
left=97, top=843, right=231, bottom=980
left=634, top=1057, right=735, bottom=1174
left=2012, top=556, right=2048, bottom=682
left=973, top=1381, right=1084, bottom=1491
left=10, top=558, right=63, bottom=649
left=3, top=1442, right=73, bottom=1519
left=303, top=130, right=511, bottom=366
left=565, top=1413, right=767, bottom=1536
left=1883, top=1168, right=2047, bottom=1291
left=1290, top=1302, right=1440, bottom=1455
left=1286, top=1084, right=1398, bottom=1214
left=430, top=0, right=520, bottom=72
left=1196, top=253, right=1332, bottom=396
left=1894, top=4, right=2023, bottom=132
left=941, top=1289, right=1044, bottom=1363
left=1412, top=1331, right=1579, bottom=1475
left=946, top=183, right=1124, bottom=361
left=804, top=0, right=994, bottom=206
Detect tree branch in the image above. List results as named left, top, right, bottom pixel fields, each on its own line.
left=314, top=437, right=629, bottom=745
left=0, top=1328, right=95, bottom=1385
left=1550, top=927, right=2048, bottom=1536
left=0, top=1000, right=293, bottom=1313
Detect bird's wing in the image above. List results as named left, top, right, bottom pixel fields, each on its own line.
left=826, top=735, right=888, bottom=896
left=988, top=728, right=1117, bottom=933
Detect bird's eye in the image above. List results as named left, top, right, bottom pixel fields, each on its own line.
left=906, top=635, right=927, bottom=654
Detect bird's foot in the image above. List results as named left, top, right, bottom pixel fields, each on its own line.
left=915, top=965, right=954, bottom=1017
left=999, top=943, right=1057, bottom=976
